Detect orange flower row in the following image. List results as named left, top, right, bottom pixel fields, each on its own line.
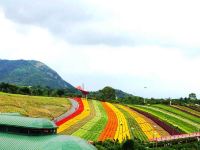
left=98, top=102, right=118, bottom=141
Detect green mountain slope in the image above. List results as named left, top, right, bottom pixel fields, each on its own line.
left=88, top=86, right=134, bottom=100
left=0, top=59, right=74, bottom=89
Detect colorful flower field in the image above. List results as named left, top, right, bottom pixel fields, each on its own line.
left=55, top=98, right=200, bottom=142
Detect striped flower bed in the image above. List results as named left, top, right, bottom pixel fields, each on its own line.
left=129, top=105, right=180, bottom=135
left=56, top=98, right=199, bottom=143
left=57, top=98, right=90, bottom=133
left=116, top=104, right=148, bottom=141
left=55, top=97, right=84, bottom=126
left=172, top=105, right=200, bottom=118
left=72, top=100, right=104, bottom=140
left=106, top=103, right=130, bottom=142
left=98, top=102, right=118, bottom=141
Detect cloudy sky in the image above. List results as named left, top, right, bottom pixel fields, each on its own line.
left=0, top=0, right=200, bottom=98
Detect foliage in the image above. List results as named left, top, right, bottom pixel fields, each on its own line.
left=189, top=93, right=197, bottom=100
left=98, top=86, right=116, bottom=101
left=94, top=138, right=200, bottom=150
left=154, top=138, right=200, bottom=150
left=93, top=139, right=146, bottom=150
left=0, top=82, right=81, bottom=97
left=88, top=87, right=146, bottom=104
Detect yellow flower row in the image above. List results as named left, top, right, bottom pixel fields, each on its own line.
left=57, top=98, right=90, bottom=133
left=106, top=102, right=131, bottom=142
left=118, top=105, right=161, bottom=140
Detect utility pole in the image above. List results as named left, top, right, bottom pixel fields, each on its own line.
left=144, top=87, right=147, bottom=104
left=82, top=83, right=84, bottom=90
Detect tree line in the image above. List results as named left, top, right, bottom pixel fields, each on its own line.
left=94, top=137, right=200, bottom=150
left=0, top=82, right=81, bottom=97
left=1, top=83, right=199, bottom=106
left=88, top=86, right=200, bottom=105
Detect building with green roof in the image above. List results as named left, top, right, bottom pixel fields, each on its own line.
left=0, top=113, right=57, bottom=135
left=0, top=114, right=96, bottom=150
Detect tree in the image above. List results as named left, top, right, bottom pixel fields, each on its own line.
left=56, top=89, right=65, bottom=97
left=99, top=86, right=116, bottom=101
left=122, top=139, right=135, bottom=150
left=189, top=93, right=197, bottom=100
left=18, top=87, right=31, bottom=95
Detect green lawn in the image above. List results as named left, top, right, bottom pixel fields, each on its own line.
left=0, top=92, right=71, bottom=120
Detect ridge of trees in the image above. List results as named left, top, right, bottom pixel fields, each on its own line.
left=0, top=82, right=81, bottom=97
left=0, top=82, right=199, bottom=106
left=88, top=86, right=200, bottom=105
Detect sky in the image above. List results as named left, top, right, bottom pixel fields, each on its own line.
left=0, top=0, right=200, bottom=98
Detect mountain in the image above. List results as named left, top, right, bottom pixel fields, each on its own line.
left=0, top=59, right=74, bottom=89
left=88, top=86, right=134, bottom=100
left=115, top=89, right=134, bottom=98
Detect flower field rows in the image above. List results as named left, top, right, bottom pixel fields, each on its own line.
left=56, top=98, right=200, bottom=142
left=55, top=97, right=83, bottom=126
left=129, top=106, right=180, bottom=135
left=117, top=105, right=169, bottom=140
left=62, top=100, right=96, bottom=135
left=57, top=98, right=90, bottom=133
left=72, top=100, right=106, bottom=140
left=115, top=104, right=148, bottom=141
left=132, top=105, right=200, bottom=133
left=153, top=104, right=200, bottom=125
left=106, top=103, right=130, bottom=142
left=53, top=98, right=79, bottom=123
left=82, top=101, right=108, bottom=141
left=98, top=102, right=118, bottom=141
left=171, top=105, right=200, bottom=118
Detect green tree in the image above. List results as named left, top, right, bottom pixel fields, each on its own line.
left=18, top=87, right=31, bottom=95
left=122, top=139, right=135, bottom=150
left=99, top=86, right=116, bottom=101
left=56, top=89, right=65, bottom=97
left=189, top=93, right=197, bottom=100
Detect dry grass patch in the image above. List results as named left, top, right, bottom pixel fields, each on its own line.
left=0, top=92, right=71, bottom=120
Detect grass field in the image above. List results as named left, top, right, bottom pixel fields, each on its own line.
left=0, top=92, right=71, bottom=119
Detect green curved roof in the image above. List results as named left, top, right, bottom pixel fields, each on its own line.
left=0, top=114, right=57, bottom=129
left=0, top=113, right=21, bottom=116
left=0, top=133, right=96, bottom=150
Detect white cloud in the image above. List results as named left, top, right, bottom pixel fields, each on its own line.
left=0, top=3, right=200, bottom=98
left=88, top=0, right=200, bottom=48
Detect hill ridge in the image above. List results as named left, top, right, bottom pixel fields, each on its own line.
left=0, top=59, right=74, bottom=89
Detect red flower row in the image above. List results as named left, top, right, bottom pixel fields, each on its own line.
left=55, top=97, right=84, bottom=126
